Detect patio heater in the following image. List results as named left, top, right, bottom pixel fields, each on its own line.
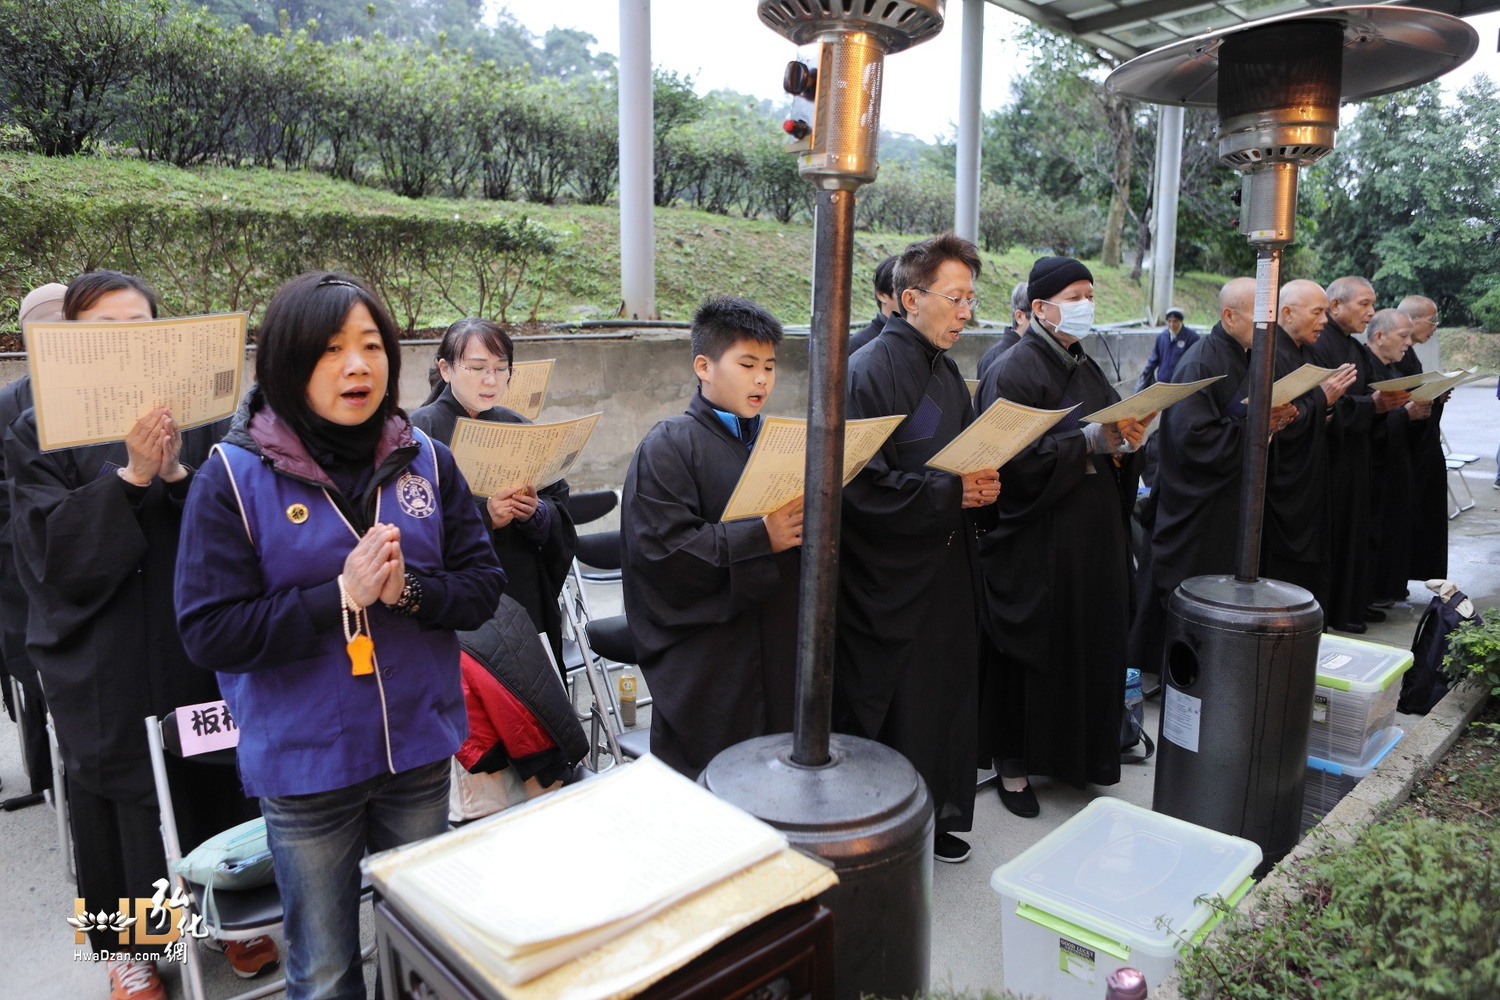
left=1106, top=7, right=1476, bottom=868
left=699, top=3, right=944, bottom=998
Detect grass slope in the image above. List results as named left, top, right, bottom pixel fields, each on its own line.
left=2, top=152, right=1233, bottom=328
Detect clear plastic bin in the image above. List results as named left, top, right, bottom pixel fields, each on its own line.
left=990, top=797, right=1261, bottom=1000
left=1310, top=634, right=1412, bottom=764
left=1301, top=726, right=1405, bottom=832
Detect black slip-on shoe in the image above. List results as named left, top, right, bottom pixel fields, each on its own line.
left=998, top=783, right=1040, bottom=818
left=935, top=832, right=971, bottom=863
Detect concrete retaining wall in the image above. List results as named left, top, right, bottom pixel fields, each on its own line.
left=0, top=327, right=1161, bottom=490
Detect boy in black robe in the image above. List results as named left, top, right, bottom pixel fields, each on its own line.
left=837, top=233, right=1000, bottom=864
left=975, top=256, right=1150, bottom=817
left=1393, top=295, right=1448, bottom=581
left=1128, top=278, right=1300, bottom=678
left=1306, top=276, right=1410, bottom=633
left=620, top=296, right=803, bottom=779
left=1262, top=280, right=1355, bottom=610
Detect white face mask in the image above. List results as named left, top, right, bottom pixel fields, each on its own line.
left=1046, top=298, right=1095, bottom=338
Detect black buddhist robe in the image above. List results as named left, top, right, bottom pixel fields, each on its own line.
left=1306, top=318, right=1377, bottom=628
left=409, top=386, right=577, bottom=663
left=975, top=327, right=1140, bottom=789
left=837, top=314, right=978, bottom=834
left=1391, top=349, right=1448, bottom=580
left=6, top=411, right=230, bottom=801
left=1367, top=348, right=1416, bottom=602
left=620, top=393, right=800, bottom=779
left=0, top=376, right=50, bottom=793
left=1128, top=324, right=1249, bottom=676
left=848, top=312, right=886, bottom=355
left=1262, top=328, right=1332, bottom=610
left=975, top=325, right=1023, bottom=384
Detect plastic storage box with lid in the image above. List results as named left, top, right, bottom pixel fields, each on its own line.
left=1301, top=726, right=1405, bottom=833
left=990, top=797, right=1261, bottom=1000
left=1309, top=634, right=1412, bottom=764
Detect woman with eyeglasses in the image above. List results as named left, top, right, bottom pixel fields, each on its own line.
left=174, top=273, right=503, bottom=1000
left=409, top=318, right=578, bottom=666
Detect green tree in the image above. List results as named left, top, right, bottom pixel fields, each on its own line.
left=1306, top=77, right=1500, bottom=323
left=0, top=0, right=156, bottom=155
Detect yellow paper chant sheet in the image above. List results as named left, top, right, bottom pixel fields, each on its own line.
left=719, top=415, right=904, bottom=522
left=448, top=413, right=600, bottom=496
left=1082, top=375, right=1222, bottom=424
left=501, top=359, right=554, bottom=420
left=925, top=397, right=1077, bottom=476
left=26, top=314, right=246, bottom=451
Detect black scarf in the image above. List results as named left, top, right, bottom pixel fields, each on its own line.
left=287, top=409, right=386, bottom=466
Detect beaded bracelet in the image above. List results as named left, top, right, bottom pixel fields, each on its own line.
left=385, top=570, right=423, bottom=617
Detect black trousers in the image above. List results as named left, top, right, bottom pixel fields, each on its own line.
left=69, top=757, right=259, bottom=956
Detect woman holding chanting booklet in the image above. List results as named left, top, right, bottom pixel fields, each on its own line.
left=7, top=270, right=270, bottom=999
left=174, top=272, right=503, bottom=1000
left=409, top=318, right=577, bottom=666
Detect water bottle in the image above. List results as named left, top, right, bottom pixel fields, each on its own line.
left=1124, top=667, right=1144, bottom=748
left=1105, top=966, right=1147, bottom=999
left=618, top=666, right=638, bottom=728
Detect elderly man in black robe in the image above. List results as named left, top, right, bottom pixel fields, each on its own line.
left=1262, top=280, right=1355, bottom=610
left=837, top=233, right=999, bottom=864
left=1128, top=278, right=1299, bottom=680
left=1305, top=276, right=1410, bottom=634
left=1393, top=295, right=1448, bottom=582
left=1364, top=309, right=1428, bottom=605
left=974, top=256, right=1151, bottom=818
left=974, top=281, right=1032, bottom=383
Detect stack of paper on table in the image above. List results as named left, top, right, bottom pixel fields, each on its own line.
left=365, top=757, right=836, bottom=999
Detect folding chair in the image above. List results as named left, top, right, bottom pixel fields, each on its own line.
left=558, top=490, right=619, bottom=679
left=1442, top=430, right=1477, bottom=518
left=581, top=617, right=650, bottom=762
left=47, top=708, right=72, bottom=878
left=146, top=707, right=376, bottom=1000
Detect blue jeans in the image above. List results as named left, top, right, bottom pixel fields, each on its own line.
left=260, top=759, right=450, bottom=1000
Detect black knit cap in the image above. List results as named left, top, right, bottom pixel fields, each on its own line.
left=1027, top=256, right=1093, bottom=304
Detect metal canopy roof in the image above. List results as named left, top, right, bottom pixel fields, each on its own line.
left=985, top=0, right=1500, bottom=61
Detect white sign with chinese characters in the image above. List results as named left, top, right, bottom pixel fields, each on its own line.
left=175, top=699, right=240, bottom=756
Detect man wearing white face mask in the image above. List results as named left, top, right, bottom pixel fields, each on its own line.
left=973, top=256, right=1152, bottom=818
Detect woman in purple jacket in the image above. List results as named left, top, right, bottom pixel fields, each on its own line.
left=175, top=273, right=504, bottom=1000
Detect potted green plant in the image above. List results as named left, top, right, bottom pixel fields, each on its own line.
left=1443, top=610, right=1500, bottom=696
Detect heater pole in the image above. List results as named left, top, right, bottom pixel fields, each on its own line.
left=1234, top=246, right=1280, bottom=582
left=792, top=187, right=855, bottom=768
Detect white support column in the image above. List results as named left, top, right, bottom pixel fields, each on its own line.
left=618, top=0, right=657, bottom=320
left=1150, top=103, right=1184, bottom=325
left=954, top=0, right=983, bottom=243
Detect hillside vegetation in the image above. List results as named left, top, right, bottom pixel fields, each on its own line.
left=0, top=153, right=1234, bottom=335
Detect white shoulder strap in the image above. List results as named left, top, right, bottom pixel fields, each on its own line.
left=210, top=445, right=254, bottom=547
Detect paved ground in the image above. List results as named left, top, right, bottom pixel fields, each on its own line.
left=1, top=380, right=1495, bottom=998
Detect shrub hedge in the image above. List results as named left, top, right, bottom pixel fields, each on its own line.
left=0, top=194, right=560, bottom=332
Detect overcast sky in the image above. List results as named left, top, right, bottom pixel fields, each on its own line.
left=489, top=3, right=1500, bottom=141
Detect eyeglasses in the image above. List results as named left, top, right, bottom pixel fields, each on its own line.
left=916, top=288, right=978, bottom=311
left=450, top=361, right=511, bottom=379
